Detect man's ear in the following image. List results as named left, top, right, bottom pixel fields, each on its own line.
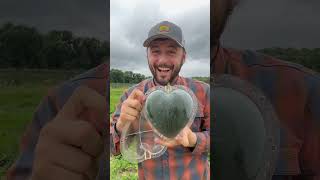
left=182, top=50, right=186, bottom=64
left=146, top=47, right=149, bottom=58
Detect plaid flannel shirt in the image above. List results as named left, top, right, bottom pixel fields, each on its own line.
left=213, top=46, right=320, bottom=180
left=110, top=76, right=210, bottom=180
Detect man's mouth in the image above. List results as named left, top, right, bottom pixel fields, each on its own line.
left=156, top=66, right=173, bottom=80
left=157, top=67, right=171, bottom=72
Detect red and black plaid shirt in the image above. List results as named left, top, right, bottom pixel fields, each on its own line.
left=110, top=76, right=210, bottom=180
left=213, top=46, right=320, bottom=180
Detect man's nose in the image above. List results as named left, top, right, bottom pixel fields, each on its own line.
left=158, top=54, right=169, bottom=64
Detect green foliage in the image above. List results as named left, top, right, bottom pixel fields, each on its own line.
left=0, top=23, right=43, bottom=68
left=110, top=69, right=147, bottom=84
left=110, top=86, right=128, bottom=115
left=110, top=86, right=139, bottom=179
left=258, top=48, right=320, bottom=73
left=110, top=155, right=138, bottom=180
left=0, top=22, right=107, bottom=69
left=192, top=77, right=210, bottom=84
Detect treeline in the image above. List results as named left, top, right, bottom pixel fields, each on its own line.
left=258, top=48, right=320, bottom=72
left=110, top=69, right=148, bottom=83
left=0, top=22, right=108, bottom=69
left=1, top=23, right=320, bottom=73
left=192, top=77, right=210, bottom=83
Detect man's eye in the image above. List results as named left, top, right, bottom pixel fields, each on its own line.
left=169, top=51, right=176, bottom=54
left=152, top=50, right=160, bottom=54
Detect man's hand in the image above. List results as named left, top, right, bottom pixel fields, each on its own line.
left=155, top=127, right=197, bottom=148
left=31, top=86, right=107, bottom=180
left=116, top=89, right=145, bottom=133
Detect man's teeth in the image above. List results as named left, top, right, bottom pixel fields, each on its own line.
left=158, top=67, right=170, bottom=72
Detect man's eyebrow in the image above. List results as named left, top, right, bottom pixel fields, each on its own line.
left=149, top=44, right=160, bottom=49
left=168, top=45, right=178, bottom=49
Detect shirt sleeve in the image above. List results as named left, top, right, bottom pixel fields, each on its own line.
left=192, top=85, right=210, bottom=155
left=6, top=95, right=58, bottom=180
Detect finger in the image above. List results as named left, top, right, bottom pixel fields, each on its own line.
left=123, top=106, right=140, bottom=117
left=126, top=99, right=143, bottom=111
left=41, top=120, right=103, bottom=157
left=36, top=139, right=93, bottom=174
left=180, top=128, right=188, bottom=138
left=85, top=157, right=100, bottom=180
left=56, top=86, right=107, bottom=122
left=175, top=135, right=183, bottom=142
left=120, top=113, right=138, bottom=122
left=116, top=112, right=139, bottom=132
left=128, top=89, right=145, bottom=103
left=175, top=135, right=188, bottom=147
left=155, top=138, right=177, bottom=148
left=32, top=163, right=86, bottom=180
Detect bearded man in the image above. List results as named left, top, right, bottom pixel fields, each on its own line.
left=110, top=20, right=210, bottom=180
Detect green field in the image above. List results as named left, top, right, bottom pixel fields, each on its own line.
left=110, top=85, right=139, bottom=180
left=0, top=70, right=138, bottom=179
left=0, top=84, right=50, bottom=178
left=0, top=70, right=82, bottom=178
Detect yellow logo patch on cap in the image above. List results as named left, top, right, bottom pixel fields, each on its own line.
left=159, top=25, right=170, bottom=32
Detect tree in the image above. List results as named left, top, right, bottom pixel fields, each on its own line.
left=0, top=24, right=42, bottom=68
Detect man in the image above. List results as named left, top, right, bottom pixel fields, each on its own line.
left=213, top=0, right=320, bottom=179
left=110, top=21, right=210, bottom=179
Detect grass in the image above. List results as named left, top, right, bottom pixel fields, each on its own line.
left=0, top=70, right=138, bottom=179
left=110, top=87, right=127, bottom=115
left=0, top=70, right=82, bottom=178
left=0, top=84, right=56, bottom=177
left=110, top=85, right=139, bottom=180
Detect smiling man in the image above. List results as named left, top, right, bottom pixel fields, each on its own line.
left=110, top=21, right=210, bottom=180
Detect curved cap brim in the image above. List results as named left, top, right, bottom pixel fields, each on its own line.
left=143, top=34, right=184, bottom=48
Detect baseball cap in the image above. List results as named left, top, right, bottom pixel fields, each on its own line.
left=143, top=21, right=185, bottom=48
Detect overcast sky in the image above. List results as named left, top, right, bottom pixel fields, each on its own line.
left=110, top=0, right=210, bottom=77
left=0, top=0, right=319, bottom=74
left=222, top=0, right=320, bottom=49
left=0, top=0, right=108, bottom=40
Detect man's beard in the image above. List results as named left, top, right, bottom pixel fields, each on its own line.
left=149, top=60, right=183, bottom=86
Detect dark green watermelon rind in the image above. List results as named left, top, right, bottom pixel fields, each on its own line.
left=144, top=86, right=198, bottom=140
left=173, top=86, right=199, bottom=135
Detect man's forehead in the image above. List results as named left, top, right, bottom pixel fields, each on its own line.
left=149, top=38, right=180, bottom=48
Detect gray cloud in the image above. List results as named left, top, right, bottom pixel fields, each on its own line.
left=0, top=0, right=108, bottom=40
left=222, top=0, right=320, bottom=49
left=110, top=1, right=210, bottom=77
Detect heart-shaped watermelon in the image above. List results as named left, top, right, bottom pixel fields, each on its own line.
left=144, top=85, right=197, bottom=139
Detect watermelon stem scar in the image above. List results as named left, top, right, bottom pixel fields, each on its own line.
left=164, top=84, right=172, bottom=93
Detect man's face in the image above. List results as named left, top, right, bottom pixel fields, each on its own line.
left=147, top=38, right=185, bottom=86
